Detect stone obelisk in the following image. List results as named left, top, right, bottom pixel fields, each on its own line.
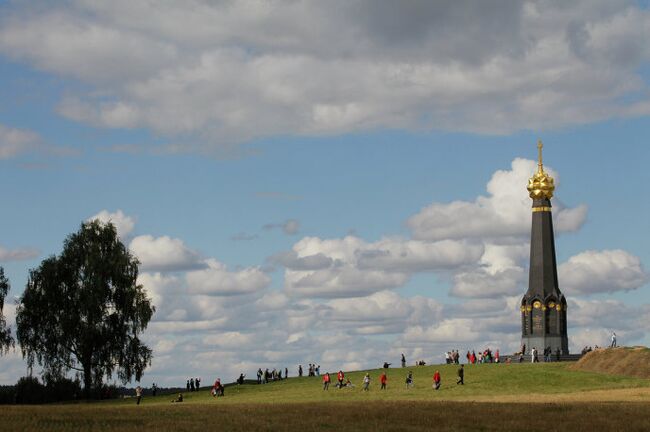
left=520, top=141, right=569, bottom=355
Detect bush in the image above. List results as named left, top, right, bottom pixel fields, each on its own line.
left=14, top=376, right=45, bottom=404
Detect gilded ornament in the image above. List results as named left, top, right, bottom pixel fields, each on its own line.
left=556, top=304, right=562, bottom=311
left=533, top=301, right=541, bottom=309
left=527, top=140, right=555, bottom=200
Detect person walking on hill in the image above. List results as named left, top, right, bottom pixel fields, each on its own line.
left=380, top=372, right=388, bottom=390
left=322, top=372, right=330, bottom=390
left=611, top=331, right=617, bottom=348
left=298, top=364, right=303, bottom=377
left=362, top=373, right=371, bottom=391
left=337, top=370, right=345, bottom=388
left=135, top=385, right=142, bottom=405
left=401, top=353, right=406, bottom=368
left=433, top=371, right=441, bottom=390
left=456, top=364, right=464, bottom=385
left=405, top=371, right=414, bottom=389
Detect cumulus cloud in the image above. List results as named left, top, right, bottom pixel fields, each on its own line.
left=407, top=158, right=587, bottom=241
left=186, top=259, right=271, bottom=296
left=0, top=245, right=40, bottom=261
left=129, top=235, right=205, bottom=272
left=559, top=249, right=648, bottom=295
left=2, top=2, right=650, bottom=151
left=282, top=236, right=482, bottom=298
left=87, top=209, right=136, bottom=238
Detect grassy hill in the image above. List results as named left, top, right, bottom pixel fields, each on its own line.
left=570, top=346, right=650, bottom=379
left=110, top=360, right=650, bottom=405
left=4, top=360, right=650, bottom=431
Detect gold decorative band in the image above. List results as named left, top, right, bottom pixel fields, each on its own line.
left=532, top=206, right=552, bottom=212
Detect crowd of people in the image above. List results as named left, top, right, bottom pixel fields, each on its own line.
left=256, top=367, right=289, bottom=383
left=185, top=377, right=201, bottom=392
left=318, top=364, right=467, bottom=392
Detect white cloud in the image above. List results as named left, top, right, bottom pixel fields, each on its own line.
left=186, top=258, right=271, bottom=296
left=1, top=2, right=650, bottom=151
left=0, top=123, right=40, bottom=159
left=129, top=235, right=204, bottom=272
left=407, top=158, right=587, bottom=241
left=283, top=235, right=482, bottom=298
left=320, top=290, right=442, bottom=335
left=87, top=209, right=136, bottom=238
left=0, top=245, right=40, bottom=261
left=559, top=249, right=648, bottom=295
left=403, top=319, right=482, bottom=344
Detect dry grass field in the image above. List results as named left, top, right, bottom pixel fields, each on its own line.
left=3, top=349, right=650, bottom=432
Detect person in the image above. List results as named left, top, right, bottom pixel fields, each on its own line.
left=171, top=393, right=183, bottom=403
left=285, top=367, right=288, bottom=379
left=196, top=377, right=201, bottom=390
left=457, top=364, right=464, bottom=385
left=383, top=362, right=391, bottom=369
left=237, top=373, right=246, bottom=385
left=556, top=347, right=561, bottom=362
left=344, top=378, right=354, bottom=388
left=190, top=377, right=195, bottom=392
left=298, top=364, right=303, bottom=377
left=322, top=372, right=330, bottom=390
left=531, top=347, right=538, bottom=363
left=380, top=372, right=387, bottom=390
left=212, top=378, right=224, bottom=397
left=152, top=382, right=157, bottom=397
left=401, top=353, right=406, bottom=368
left=362, top=373, right=371, bottom=391
left=257, top=368, right=263, bottom=384
left=495, top=349, right=500, bottom=364
left=405, top=371, right=413, bottom=389
left=337, top=370, right=345, bottom=388
left=186, top=379, right=190, bottom=392
left=611, top=331, right=617, bottom=348
left=135, top=385, right=143, bottom=405
left=433, top=370, right=441, bottom=390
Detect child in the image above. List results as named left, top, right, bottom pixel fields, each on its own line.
left=433, top=370, right=441, bottom=390
left=405, top=371, right=414, bottom=389
left=362, top=373, right=371, bottom=391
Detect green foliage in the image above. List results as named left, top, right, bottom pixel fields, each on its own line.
left=0, top=266, right=15, bottom=354
left=16, top=220, right=155, bottom=398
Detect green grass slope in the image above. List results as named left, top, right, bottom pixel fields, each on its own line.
left=117, top=361, right=650, bottom=406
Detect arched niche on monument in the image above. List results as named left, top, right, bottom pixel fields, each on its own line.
left=520, top=299, right=529, bottom=336
left=559, top=297, right=568, bottom=334
left=545, top=296, right=558, bottom=335
left=531, top=297, right=544, bottom=335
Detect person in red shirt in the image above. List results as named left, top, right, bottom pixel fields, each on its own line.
left=322, top=372, right=330, bottom=390
left=432, top=370, right=441, bottom=390
left=380, top=372, right=387, bottom=390
left=337, top=370, right=344, bottom=388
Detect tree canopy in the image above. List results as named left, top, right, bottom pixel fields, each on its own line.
left=0, top=267, right=15, bottom=355
left=16, top=220, right=155, bottom=397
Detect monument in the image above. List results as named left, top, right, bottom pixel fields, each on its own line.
left=520, top=141, right=569, bottom=355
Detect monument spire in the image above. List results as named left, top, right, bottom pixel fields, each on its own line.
left=521, top=141, right=569, bottom=356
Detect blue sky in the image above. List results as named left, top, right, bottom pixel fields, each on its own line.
left=1, top=1, right=649, bottom=386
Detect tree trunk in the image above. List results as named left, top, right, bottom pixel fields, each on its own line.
left=83, top=362, right=92, bottom=399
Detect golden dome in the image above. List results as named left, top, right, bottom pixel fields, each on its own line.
left=527, top=140, right=555, bottom=200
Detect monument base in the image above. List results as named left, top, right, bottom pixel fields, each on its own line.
left=522, top=335, right=569, bottom=355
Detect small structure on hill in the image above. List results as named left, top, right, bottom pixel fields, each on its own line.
left=520, top=141, right=569, bottom=355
